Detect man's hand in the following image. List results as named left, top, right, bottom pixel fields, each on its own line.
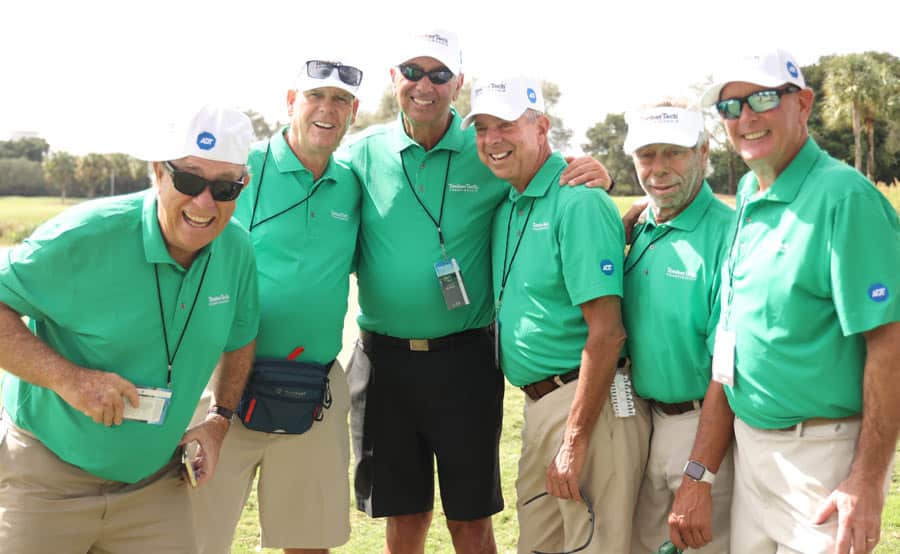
left=622, top=197, right=650, bottom=244
left=668, top=478, right=714, bottom=550
left=545, top=439, right=588, bottom=501
left=56, top=368, right=139, bottom=426
left=561, top=156, right=613, bottom=190
left=179, top=413, right=231, bottom=486
left=813, top=474, right=884, bottom=553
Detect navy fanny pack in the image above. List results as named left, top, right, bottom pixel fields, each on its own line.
left=237, top=358, right=332, bottom=434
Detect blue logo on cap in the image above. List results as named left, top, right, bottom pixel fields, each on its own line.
left=786, top=61, right=799, bottom=78
left=600, top=259, right=615, bottom=275
left=196, top=132, right=216, bottom=150
left=526, top=88, right=537, bottom=104
left=868, top=283, right=889, bottom=302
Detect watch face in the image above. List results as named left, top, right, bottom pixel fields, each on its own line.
left=685, top=461, right=706, bottom=480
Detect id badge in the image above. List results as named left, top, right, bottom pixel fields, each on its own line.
left=493, top=319, right=501, bottom=370
left=123, top=387, right=172, bottom=425
left=609, top=370, right=636, bottom=418
left=434, top=258, right=470, bottom=310
left=712, top=327, right=736, bottom=386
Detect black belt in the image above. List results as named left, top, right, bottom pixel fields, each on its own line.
left=521, top=368, right=580, bottom=401
left=360, top=327, right=489, bottom=353
left=648, top=398, right=703, bottom=415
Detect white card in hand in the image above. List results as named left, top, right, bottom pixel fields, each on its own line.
left=122, top=387, right=172, bottom=425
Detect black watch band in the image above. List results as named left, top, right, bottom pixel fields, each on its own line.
left=207, top=405, right=235, bottom=420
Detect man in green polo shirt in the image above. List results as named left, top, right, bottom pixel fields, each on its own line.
left=344, top=30, right=611, bottom=553
left=619, top=99, right=735, bottom=553
left=193, top=57, right=362, bottom=554
left=463, top=74, right=649, bottom=554
left=0, top=105, right=260, bottom=553
left=680, top=49, right=900, bottom=553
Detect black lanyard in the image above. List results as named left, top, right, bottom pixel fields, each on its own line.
left=154, top=254, right=212, bottom=387
left=249, top=141, right=326, bottom=232
left=623, top=222, right=675, bottom=276
left=497, top=199, right=536, bottom=309
left=401, top=150, right=453, bottom=258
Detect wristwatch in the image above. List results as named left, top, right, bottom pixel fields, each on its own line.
left=683, top=460, right=716, bottom=484
left=207, top=404, right=235, bottom=420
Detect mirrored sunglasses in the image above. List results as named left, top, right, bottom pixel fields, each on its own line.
left=397, top=63, right=454, bottom=85
left=305, top=60, right=363, bottom=87
left=163, top=162, right=244, bottom=202
left=716, top=85, right=801, bottom=120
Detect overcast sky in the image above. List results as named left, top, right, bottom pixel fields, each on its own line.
left=2, top=0, right=897, bottom=155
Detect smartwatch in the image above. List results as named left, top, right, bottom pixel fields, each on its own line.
left=683, top=460, right=716, bottom=484
left=207, top=404, right=235, bottom=420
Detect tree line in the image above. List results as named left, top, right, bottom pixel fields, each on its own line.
left=2, top=52, right=896, bottom=201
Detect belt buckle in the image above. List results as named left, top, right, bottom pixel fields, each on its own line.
left=409, top=339, right=430, bottom=352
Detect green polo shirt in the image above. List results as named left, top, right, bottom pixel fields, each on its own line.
left=344, top=110, right=509, bottom=338
left=0, top=190, right=259, bottom=483
left=491, top=152, right=624, bottom=387
left=234, top=129, right=360, bottom=364
left=623, top=182, right=734, bottom=403
left=722, top=138, right=900, bottom=429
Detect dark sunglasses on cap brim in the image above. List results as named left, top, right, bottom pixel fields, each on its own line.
left=163, top=162, right=244, bottom=202
left=397, top=63, right=454, bottom=85
left=305, top=60, right=363, bottom=87
left=716, top=85, right=801, bottom=119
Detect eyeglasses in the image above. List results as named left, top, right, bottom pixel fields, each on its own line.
left=305, top=60, right=363, bottom=87
left=397, top=63, right=454, bottom=85
left=523, top=490, right=595, bottom=554
left=163, top=162, right=244, bottom=202
left=715, top=85, right=801, bottom=120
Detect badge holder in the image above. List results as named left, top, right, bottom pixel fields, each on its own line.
left=609, top=369, right=636, bottom=418
left=434, top=258, right=470, bottom=310
left=123, top=387, right=172, bottom=425
left=711, top=326, right=736, bottom=386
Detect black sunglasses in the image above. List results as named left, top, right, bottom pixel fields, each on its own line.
left=163, top=162, right=244, bottom=202
left=305, top=60, right=363, bottom=87
left=716, top=85, right=801, bottom=120
left=523, top=490, right=595, bottom=554
left=397, top=63, right=454, bottom=85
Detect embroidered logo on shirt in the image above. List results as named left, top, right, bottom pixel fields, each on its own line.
left=666, top=266, right=697, bottom=281
left=448, top=183, right=479, bottom=193
left=208, top=294, right=231, bottom=307
left=331, top=210, right=349, bottom=221
left=532, top=222, right=549, bottom=231
left=600, top=259, right=615, bottom=276
left=868, top=283, right=889, bottom=303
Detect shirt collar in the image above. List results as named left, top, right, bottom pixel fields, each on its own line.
left=740, top=137, right=822, bottom=205
left=141, top=189, right=214, bottom=269
left=508, top=152, right=567, bottom=202
left=388, top=108, right=466, bottom=154
left=646, top=181, right=715, bottom=232
left=269, top=127, right=338, bottom=185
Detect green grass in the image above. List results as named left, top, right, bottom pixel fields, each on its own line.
left=0, top=195, right=77, bottom=245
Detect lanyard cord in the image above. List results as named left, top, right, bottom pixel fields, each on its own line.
left=249, top=141, right=325, bottom=232
left=401, top=150, right=453, bottom=258
left=623, top=223, right=675, bottom=276
left=154, top=253, right=212, bottom=387
left=497, top=199, right=536, bottom=308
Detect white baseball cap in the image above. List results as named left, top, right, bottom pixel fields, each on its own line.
left=396, top=28, right=462, bottom=74
left=701, top=48, right=806, bottom=107
left=133, top=105, right=252, bottom=165
left=296, top=58, right=362, bottom=97
left=461, top=76, right=545, bottom=129
left=623, top=106, right=705, bottom=153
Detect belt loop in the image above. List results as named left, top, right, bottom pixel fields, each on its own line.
left=692, top=400, right=701, bottom=411
left=795, top=421, right=805, bottom=438
left=552, top=375, right=565, bottom=387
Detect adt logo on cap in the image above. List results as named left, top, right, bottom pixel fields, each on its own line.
left=600, top=259, right=615, bottom=276
left=868, top=283, right=889, bottom=302
left=196, top=132, right=217, bottom=151
left=786, top=61, right=799, bottom=78
left=526, top=88, right=537, bottom=104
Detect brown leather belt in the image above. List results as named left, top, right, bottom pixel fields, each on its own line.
left=521, top=368, right=580, bottom=401
left=360, top=327, right=489, bottom=353
left=775, top=415, right=861, bottom=433
left=649, top=398, right=704, bottom=416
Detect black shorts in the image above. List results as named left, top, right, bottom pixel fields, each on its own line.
left=348, top=328, right=504, bottom=521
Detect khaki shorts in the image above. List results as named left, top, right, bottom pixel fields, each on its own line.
left=631, top=406, right=733, bottom=554
left=0, top=412, right=195, bottom=554
left=192, top=361, right=351, bottom=552
left=516, top=380, right=651, bottom=554
left=732, top=417, right=891, bottom=553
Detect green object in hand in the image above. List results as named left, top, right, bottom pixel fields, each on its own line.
left=656, top=540, right=683, bottom=554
